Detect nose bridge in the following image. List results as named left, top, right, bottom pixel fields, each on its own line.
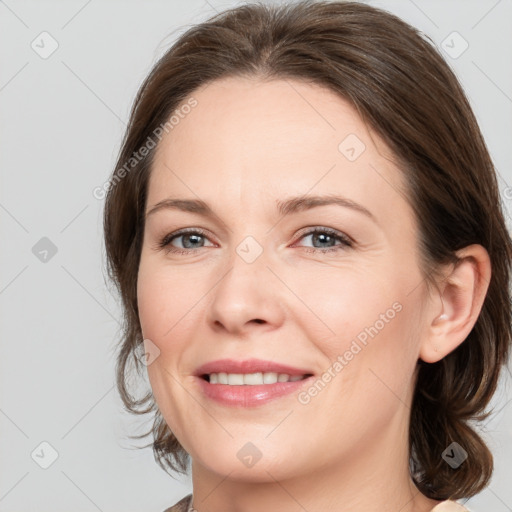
left=206, top=232, right=284, bottom=334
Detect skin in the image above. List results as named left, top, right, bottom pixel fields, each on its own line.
left=137, top=76, right=491, bottom=512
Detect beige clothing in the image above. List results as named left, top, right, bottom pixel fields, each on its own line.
left=162, top=493, right=192, bottom=512
left=431, top=501, right=470, bottom=511
left=163, top=494, right=469, bottom=511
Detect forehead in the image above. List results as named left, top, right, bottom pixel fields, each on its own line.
left=149, top=76, right=407, bottom=218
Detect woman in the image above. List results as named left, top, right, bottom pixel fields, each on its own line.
left=103, top=1, right=512, bottom=511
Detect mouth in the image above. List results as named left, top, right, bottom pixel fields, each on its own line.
left=193, top=358, right=315, bottom=407
left=195, top=357, right=314, bottom=378
left=201, top=372, right=313, bottom=385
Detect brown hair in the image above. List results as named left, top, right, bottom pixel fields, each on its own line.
left=103, top=0, right=512, bottom=500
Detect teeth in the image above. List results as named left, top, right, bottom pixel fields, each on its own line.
left=207, top=372, right=306, bottom=385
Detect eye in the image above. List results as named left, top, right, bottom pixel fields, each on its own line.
left=293, top=227, right=353, bottom=254
left=157, top=228, right=214, bottom=255
left=156, top=226, right=353, bottom=255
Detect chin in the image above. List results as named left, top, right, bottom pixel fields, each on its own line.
left=192, top=442, right=304, bottom=480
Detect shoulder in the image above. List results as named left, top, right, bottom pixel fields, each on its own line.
left=162, top=493, right=193, bottom=512
left=160, top=495, right=469, bottom=512
left=430, top=500, right=470, bottom=511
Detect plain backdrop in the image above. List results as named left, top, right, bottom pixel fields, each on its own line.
left=1, top=0, right=511, bottom=511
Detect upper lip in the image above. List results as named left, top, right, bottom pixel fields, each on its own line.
left=195, top=358, right=314, bottom=377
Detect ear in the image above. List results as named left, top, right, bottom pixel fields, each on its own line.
left=419, top=244, right=491, bottom=363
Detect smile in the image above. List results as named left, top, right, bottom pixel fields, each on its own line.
left=204, top=372, right=309, bottom=385
left=196, top=373, right=314, bottom=407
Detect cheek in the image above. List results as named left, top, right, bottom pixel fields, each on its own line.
left=137, top=265, right=197, bottom=438
left=137, top=262, right=199, bottom=343
left=296, top=265, right=420, bottom=395
left=336, top=291, right=422, bottom=412
left=288, top=264, right=399, bottom=346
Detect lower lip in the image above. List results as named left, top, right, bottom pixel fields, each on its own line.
left=196, top=376, right=314, bottom=407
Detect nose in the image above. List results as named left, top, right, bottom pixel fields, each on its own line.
left=206, top=242, right=286, bottom=337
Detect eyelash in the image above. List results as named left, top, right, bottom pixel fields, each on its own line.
left=157, top=227, right=353, bottom=255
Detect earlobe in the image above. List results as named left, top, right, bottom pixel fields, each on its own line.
left=419, top=244, right=491, bottom=364
left=433, top=313, right=448, bottom=323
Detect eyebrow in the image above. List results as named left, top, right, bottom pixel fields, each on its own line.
left=145, top=194, right=376, bottom=222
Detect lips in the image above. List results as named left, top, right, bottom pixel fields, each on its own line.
left=193, top=358, right=315, bottom=407
left=195, top=358, right=313, bottom=378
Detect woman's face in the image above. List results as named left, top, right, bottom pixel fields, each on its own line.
left=137, top=77, right=432, bottom=481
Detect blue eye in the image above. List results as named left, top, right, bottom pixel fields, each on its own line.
left=158, top=226, right=353, bottom=255
left=295, top=227, right=353, bottom=253
left=158, top=228, right=212, bottom=254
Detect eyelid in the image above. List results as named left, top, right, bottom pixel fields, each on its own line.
left=293, top=225, right=354, bottom=245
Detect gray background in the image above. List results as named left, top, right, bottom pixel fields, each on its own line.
left=1, top=0, right=511, bottom=510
